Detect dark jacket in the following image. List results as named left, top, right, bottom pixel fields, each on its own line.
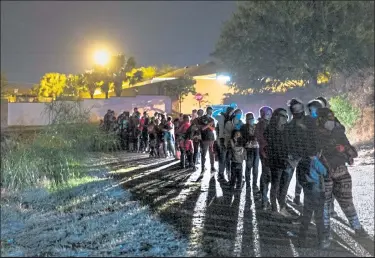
left=285, top=115, right=318, bottom=159
left=264, top=126, right=289, bottom=169
left=240, top=123, right=259, bottom=148
left=318, top=125, right=353, bottom=170
left=254, top=118, right=269, bottom=158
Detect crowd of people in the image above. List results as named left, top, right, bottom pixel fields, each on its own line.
left=99, top=96, right=369, bottom=249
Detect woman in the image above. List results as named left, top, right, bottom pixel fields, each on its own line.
left=317, top=108, right=368, bottom=245
left=264, top=108, right=294, bottom=216
left=176, top=115, right=194, bottom=169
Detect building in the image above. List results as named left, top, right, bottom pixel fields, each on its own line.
left=122, top=61, right=234, bottom=114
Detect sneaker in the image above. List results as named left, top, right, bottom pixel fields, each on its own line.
left=217, top=175, right=225, bottom=182
left=196, top=175, right=204, bottom=182
left=293, top=196, right=301, bottom=206
left=211, top=167, right=216, bottom=172
left=192, top=166, right=197, bottom=172
left=355, top=227, right=370, bottom=238
left=331, top=211, right=339, bottom=219
left=279, top=207, right=293, bottom=217
left=202, top=167, right=207, bottom=172
left=319, top=239, right=331, bottom=249
left=262, top=202, right=270, bottom=211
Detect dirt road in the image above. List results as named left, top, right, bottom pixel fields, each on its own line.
left=110, top=151, right=374, bottom=257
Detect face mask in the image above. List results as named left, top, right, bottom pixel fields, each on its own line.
left=310, top=107, right=318, bottom=118
left=247, top=119, right=255, bottom=125
left=235, top=114, right=242, bottom=120
left=207, top=114, right=212, bottom=118
left=324, top=120, right=335, bottom=131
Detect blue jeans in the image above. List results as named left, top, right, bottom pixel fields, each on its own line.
left=245, top=148, right=260, bottom=187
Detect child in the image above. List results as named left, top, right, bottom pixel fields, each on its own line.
left=229, top=130, right=246, bottom=190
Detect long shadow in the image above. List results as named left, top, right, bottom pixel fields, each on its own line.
left=287, top=198, right=374, bottom=256
left=199, top=178, right=242, bottom=256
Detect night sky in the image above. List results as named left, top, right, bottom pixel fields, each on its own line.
left=1, top=1, right=237, bottom=84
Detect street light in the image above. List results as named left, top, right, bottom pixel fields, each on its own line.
left=94, top=50, right=110, bottom=66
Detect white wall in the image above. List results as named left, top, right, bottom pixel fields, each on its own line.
left=7, top=96, right=172, bottom=126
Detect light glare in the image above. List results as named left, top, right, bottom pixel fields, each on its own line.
left=94, top=50, right=110, bottom=66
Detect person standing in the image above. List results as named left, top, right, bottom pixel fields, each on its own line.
left=216, top=106, right=235, bottom=182
left=317, top=108, right=368, bottom=247
left=187, top=113, right=202, bottom=171
left=163, top=116, right=176, bottom=158
left=197, top=107, right=217, bottom=180
left=240, top=112, right=260, bottom=190
left=255, top=106, right=273, bottom=209
left=264, top=108, right=294, bottom=216
left=229, top=130, right=246, bottom=190
left=176, top=115, right=193, bottom=169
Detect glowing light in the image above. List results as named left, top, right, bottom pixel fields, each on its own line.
left=216, top=75, right=231, bottom=83
left=94, top=50, right=110, bottom=66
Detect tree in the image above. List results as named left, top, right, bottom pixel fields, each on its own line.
left=155, top=65, right=178, bottom=76
left=162, top=76, right=196, bottom=112
left=127, top=69, right=144, bottom=87
left=212, top=1, right=374, bottom=93
left=64, top=74, right=85, bottom=97
left=109, top=54, right=137, bottom=97
left=38, top=73, right=67, bottom=100
left=82, top=70, right=100, bottom=99
left=1, top=73, right=8, bottom=97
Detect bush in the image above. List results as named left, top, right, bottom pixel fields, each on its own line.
left=329, top=95, right=361, bottom=129
left=1, top=101, right=119, bottom=190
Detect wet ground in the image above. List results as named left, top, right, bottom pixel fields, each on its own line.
left=107, top=151, right=374, bottom=257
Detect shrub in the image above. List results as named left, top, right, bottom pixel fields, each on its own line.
left=329, top=95, right=361, bottom=129
left=1, top=101, right=119, bottom=190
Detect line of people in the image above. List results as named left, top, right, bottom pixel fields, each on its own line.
left=100, top=97, right=369, bottom=249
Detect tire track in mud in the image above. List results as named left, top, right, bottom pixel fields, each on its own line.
left=102, top=154, right=373, bottom=257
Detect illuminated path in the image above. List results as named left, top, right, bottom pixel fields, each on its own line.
left=110, top=154, right=374, bottom=257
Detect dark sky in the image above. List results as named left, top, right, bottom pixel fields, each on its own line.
left=1, top=1, right=237, bottom=84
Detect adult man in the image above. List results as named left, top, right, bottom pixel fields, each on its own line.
left=216, top=106, right=235, bottom=181
left=198, top=107, right=217, bottom=178
left=255, top=106, right=273, bottom=209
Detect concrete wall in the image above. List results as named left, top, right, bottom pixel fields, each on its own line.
left=6, top=95, right=172, bottom=126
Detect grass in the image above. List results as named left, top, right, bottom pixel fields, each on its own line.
left=1, top=101, right=120, bottom=191
left=0, top=173, right=189, bottom=257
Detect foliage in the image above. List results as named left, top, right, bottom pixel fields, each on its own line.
left=213, top=1, right=374, bottom=93
left=38, top=73, right=67, bottom=99
left=63, top=74, right=86, bottom=97
left=109, top=54, right=137, bottom=97
left=82, top=70, right=101, bottom=99
left=139, top=66, right=157, bottom=80
left=1, top=72, right=8, bottom=97
left=1, top=101, right=118, bottom=190
left=155, top=65, right=179, bottom=76
left=162, top=76, right=196, bottom=112
left=329, top=95, right=361, bottom=129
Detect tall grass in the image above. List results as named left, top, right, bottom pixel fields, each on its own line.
left=1, top=101, right=119, bottom=190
